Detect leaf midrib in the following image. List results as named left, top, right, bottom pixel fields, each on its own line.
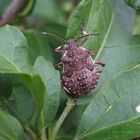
left=10, top=29, right=16, bottom=62
left=0, top=53, right=21, bottom=72
left=85, top=0, right=114, bottom=61
left=95, top=12, right=115, bottom=60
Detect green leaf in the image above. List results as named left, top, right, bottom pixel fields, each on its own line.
left=123, top=0, right=140, bottom=10
left=0, top=25, right=46, bottom=130
left=23, top=74, right=45, bottom=121
left=19, top=0, right=36, bottom=16
left=124, top=0, right=140, bottom=36
left=34, top=56, right=61, bottom=127
left=6, top=85, right=35, bottom=124
left=76, top=117, right=140, bottom=140
left=0, top=0, right=10, bottom=14
left=24, top=23, right=67, bottom=64
left=0, top=110, right=25, bottom=140
left=67, top=0, right=112, bottom=51
left=0, top=74, right=12, bottom=99
left=25, top=32, right=55, bottom=64
left=75, top=65, right=140, bottom=140
left=69, top=0, right=140, bottom=140
left=0, top=25, right=33, bottom=74
left=32, top=0, right=66, bottom=24
left=0, top=73, right=46, bottom=132
left=133, top=13, right=140, bottom=35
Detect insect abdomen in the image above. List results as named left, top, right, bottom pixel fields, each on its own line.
left=62, top=67, right=100, bottom=97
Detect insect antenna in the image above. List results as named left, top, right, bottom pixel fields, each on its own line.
left=76, top=33, right=100, bottom=41
left=27, top=31, right=67, bottom=43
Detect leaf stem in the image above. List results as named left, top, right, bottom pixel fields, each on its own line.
left=0, top=0, right=28, bottom=26
left=49, top=98, right=75, bottom=140
left=39, top=128, right=47, bottom=140
left=25, top=125, right=37, bottom=140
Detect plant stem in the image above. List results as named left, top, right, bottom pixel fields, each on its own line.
left=49, top=98, right=75, bottom=140
left=0, top=0, right=28, bottom=26
left=25, top=125, right=37, bottom=140
left=40, top=129, right=47, bottom=140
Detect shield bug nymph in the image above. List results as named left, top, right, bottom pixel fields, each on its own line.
left=33, top=28, right=105, bottom=98
left=55, top=28, right=105, bottom=98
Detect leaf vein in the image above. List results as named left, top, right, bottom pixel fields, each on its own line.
left=10, top=29, right=16, bottom=62
left=95, top=12, right=115, bottom=60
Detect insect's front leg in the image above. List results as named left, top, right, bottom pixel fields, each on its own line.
left=95, top=61, right=105, bottom=67
left=55, top=45, right=64, bottom=53
left=55, top=62, right=63, bottom=69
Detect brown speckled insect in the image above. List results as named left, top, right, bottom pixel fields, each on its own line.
left=54, top=28, right=105, bottom=98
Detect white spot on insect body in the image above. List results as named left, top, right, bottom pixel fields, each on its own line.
left=136, top=104, right=140, bottom=113
left=96, top=73, right=100, bottom=76
left=73, top=91, right=76, bottom=94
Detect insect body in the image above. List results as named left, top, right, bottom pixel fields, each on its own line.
left=55, top=30, right=105, bottom=98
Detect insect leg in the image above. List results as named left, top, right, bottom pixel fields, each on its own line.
left=89, top=50, right=97, bottom=55
left=55, top=62, right=63, bottom=68
left=55, top=45, right=64, bottom=53
left=95, top=61, right=105, bottom=67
